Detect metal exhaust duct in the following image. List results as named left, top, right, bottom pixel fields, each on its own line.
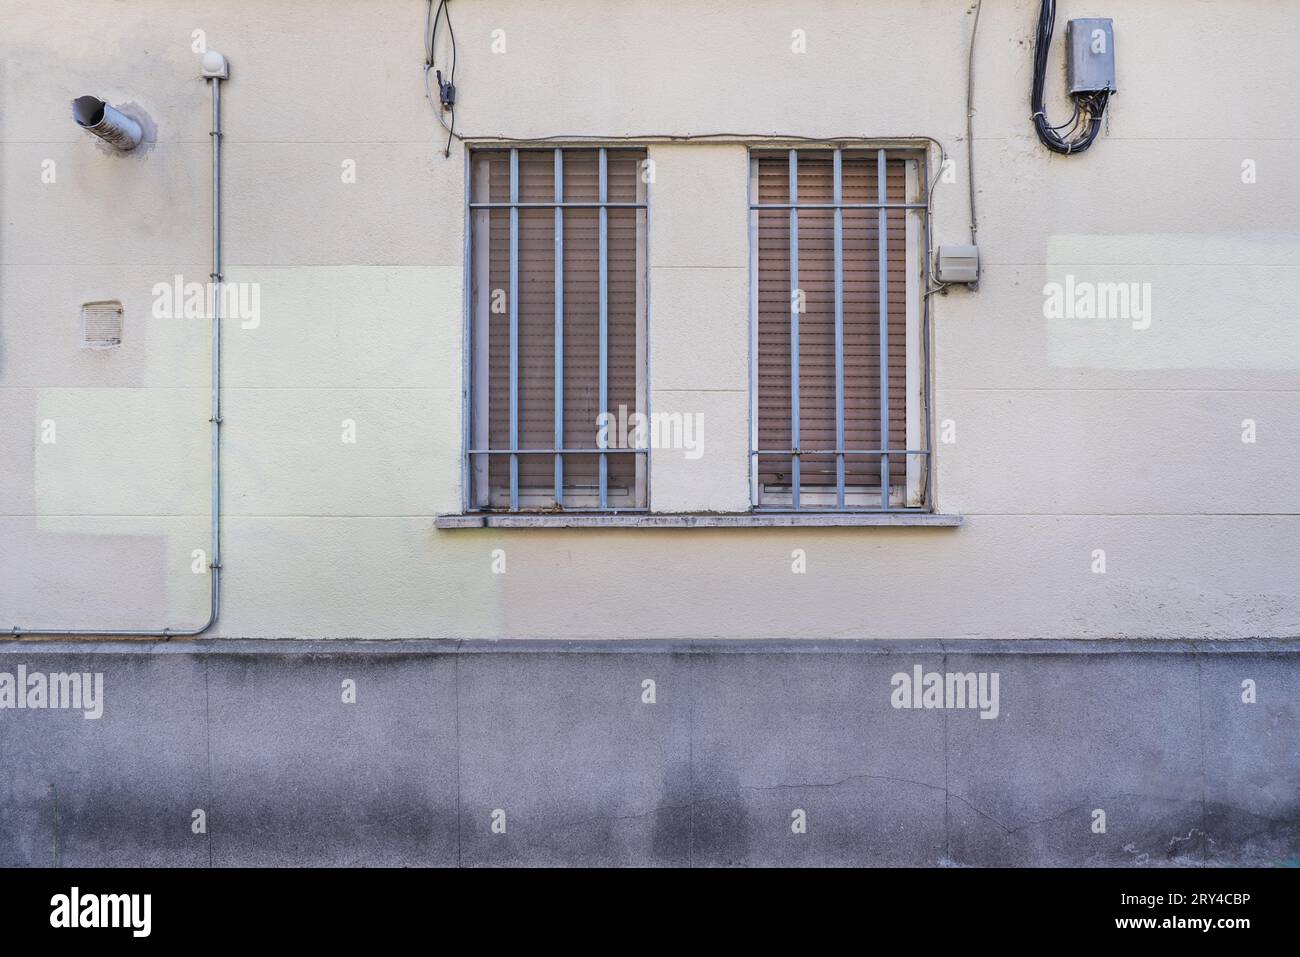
left=71, top=95, right=143, bottom=150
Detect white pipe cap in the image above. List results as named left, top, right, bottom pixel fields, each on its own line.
left=201, top=50, right=229, bottom=79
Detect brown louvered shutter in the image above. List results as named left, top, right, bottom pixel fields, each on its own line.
left=471, top=149, right=646, bottom=510
left=755, top=150, right=910, bottom=505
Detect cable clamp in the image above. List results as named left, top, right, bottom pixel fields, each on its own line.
left=209, top=415, right=223, bottom=424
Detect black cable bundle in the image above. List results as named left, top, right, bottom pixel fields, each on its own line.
left=1031, top=0, right=1109, bottom=154
left=425, top=0, right=457, bottom=157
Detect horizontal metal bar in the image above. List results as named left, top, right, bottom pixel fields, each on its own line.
left=754, top=449, right=931, bottom=456
left=750, top=202, right=927, bottom=210
left=469, top=202, right=646, bottom=209
left=748, top=509, right=930, bottom=514
left=755, top=502, right=930, bottom=509
left=468, top=145, right=650, bottom=153
left=469, top=448, right=650, bottom=455
left=467, top=508, right=652, bottom=515
left=753, top=506, right=932, bottom=514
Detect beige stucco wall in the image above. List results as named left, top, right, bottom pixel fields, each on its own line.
left=2, top=0, right=1297, bottom=640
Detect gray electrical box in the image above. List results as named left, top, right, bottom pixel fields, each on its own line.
left=1066, top=18, right=1117, bottom=94
left=935, top=245, right=979, bottom=285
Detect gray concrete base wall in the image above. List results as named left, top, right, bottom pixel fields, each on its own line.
left=1, top=640, right=1296, bottom=867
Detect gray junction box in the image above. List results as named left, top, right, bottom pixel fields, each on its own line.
left=1066, top=18, right=1118, bottom=95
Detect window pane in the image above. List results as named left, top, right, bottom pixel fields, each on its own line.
left=562, top=149, right=600, bottom=202
left=563, top=207, right=599, bottom=451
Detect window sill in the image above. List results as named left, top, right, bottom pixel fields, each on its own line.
left=435, top=512, right=962, bottom=529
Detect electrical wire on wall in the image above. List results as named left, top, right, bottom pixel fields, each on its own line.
left=924, top=0, right=982, bottom=301
left=965, top=0, right=981, bottom=243
left=425, top=0, right=457, bottom=157
left=421, top=4, right=971, bottom=509
left=1031, top=0, right=1109, bottom=154
left=420, top=1, right=956, bottom=176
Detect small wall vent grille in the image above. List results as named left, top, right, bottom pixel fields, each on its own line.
left=81, top=300, right=123, bottom=349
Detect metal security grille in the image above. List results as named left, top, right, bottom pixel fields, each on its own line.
left=468, top=147, right=648, bottom=512
left=751, top=147, right=930, bottom=512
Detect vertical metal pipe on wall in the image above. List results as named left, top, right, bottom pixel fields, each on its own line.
left=206, top=75, right=224, bottom=630
left=11, top=66, right=226, bottom=638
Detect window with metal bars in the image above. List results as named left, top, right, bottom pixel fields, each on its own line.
left=468, top=147, right=648, bottom=512
left=750, top=147, right=930, bottom=512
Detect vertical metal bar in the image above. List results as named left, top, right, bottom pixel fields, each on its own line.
left=634, top=159, right=648, bottom=509
left=748, top=156, right=760, bottom=507
left=553, top=149, right=564, bottom=507
left=788, top=149, right=800, bottom=510
left=921, top=147, right=936, bottom=511
left=598, top=148, right=609, bottom=509
left=833, top=149, right=845, bottom=509
left=904, top=158, right=922, bottom=507
left=509, top=148, right=520, bottom=510
left=878, top=148, right=890, bottom=510
left=462, top=146, right=472, bottom=511
left=471, top=160, right=492, bottom=508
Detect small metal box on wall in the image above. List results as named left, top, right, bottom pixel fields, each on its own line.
left=935, top=245, right=979, bottom=285
left=1066, top=18, right=1118, bottom=94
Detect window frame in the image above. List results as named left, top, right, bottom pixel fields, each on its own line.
left=748, top=144, right=932, bottom=513
left=463, top=145, right=650, bottom=514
